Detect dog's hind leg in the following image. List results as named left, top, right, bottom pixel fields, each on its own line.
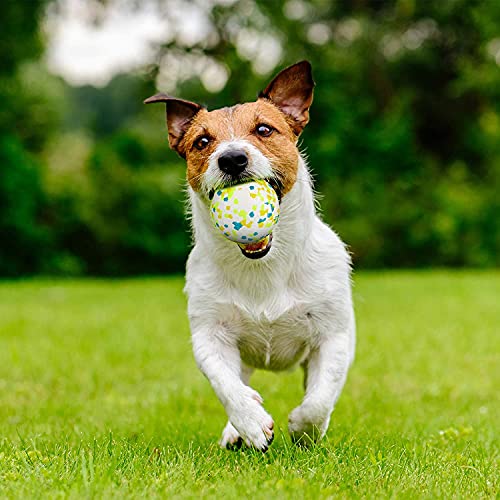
left=219, top=364, right=254, bottom=450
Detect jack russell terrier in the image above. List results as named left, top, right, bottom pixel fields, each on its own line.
left=145, top=61, right=355, bottom=451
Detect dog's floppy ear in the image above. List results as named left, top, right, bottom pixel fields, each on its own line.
left=144, top=93, right=203, bottom=156
left=259, top=60, right=315, bottom=135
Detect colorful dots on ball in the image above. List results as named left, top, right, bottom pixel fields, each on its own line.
left=210, top=180, right=280, bottom=244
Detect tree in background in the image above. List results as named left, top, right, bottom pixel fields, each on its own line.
left=0, top=1, right=62, bottom=276
left=0, top=0, right=499, bottom=276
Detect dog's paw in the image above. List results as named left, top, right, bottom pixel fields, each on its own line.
left=219, top=421, right=243, bottom=450
left=288, top=403, right=330, bottom=446
left=228, top=388, right=274, bottom=452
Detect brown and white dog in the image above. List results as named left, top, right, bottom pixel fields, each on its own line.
left=145, top=61, right=355, bottom=450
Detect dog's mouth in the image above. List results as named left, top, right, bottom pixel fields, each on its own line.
left=207, top=175, right=279, bottom=260
left=208, top=177, right=283, bottom=201
left=237, top=234, right=272, bottom=259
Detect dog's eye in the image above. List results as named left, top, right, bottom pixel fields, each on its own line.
left=194, top=136, right=211, bottom=150
left=256, top=124, right=273, bottom=137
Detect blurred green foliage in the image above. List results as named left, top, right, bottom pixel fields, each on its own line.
left=0, top=0, right=499, bottom=276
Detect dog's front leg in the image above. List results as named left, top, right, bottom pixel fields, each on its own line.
left=191, top=325, right=274, bottom=451
left=288, top=329, right=353, bottom=444
left=219, top=364, right=254, bottom=449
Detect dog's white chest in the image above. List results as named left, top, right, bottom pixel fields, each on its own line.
left=230, top=303, right=316, bottom=371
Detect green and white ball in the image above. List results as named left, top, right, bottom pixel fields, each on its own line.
left=210, top=180, right=280, bottom=244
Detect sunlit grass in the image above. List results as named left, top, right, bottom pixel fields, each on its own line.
left=0, top=271, right=498, bottom=497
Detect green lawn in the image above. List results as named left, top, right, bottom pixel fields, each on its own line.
left=0, top=271, right=498, bottom=498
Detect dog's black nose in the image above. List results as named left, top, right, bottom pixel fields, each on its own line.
left=218, top=150, right=248, bottom=176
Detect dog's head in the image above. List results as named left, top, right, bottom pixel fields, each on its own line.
left=145, top=61, right=314, bottom=201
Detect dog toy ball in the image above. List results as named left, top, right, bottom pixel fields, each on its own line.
left=210, top=180, right=279, bottom=244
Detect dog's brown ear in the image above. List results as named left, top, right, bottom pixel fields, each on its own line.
left=144, top=93, right=203, bottom=156
left=259, top=60, right=315, bottom=135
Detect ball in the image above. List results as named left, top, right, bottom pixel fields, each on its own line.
left=210, top=180, right=280, bottom=244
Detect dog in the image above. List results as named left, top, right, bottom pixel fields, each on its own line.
left=145, top=61, right=355, bottom=450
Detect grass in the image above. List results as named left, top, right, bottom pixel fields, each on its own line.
left=0, top=271, right=498, bottom=498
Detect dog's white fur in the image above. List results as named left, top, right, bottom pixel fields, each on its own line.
left=185, top=139, right=355, bottom=450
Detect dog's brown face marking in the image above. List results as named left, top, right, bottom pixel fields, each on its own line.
left=145, top=61, right=314, bottom=197
left=180, top=100, right=300, bottom=193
